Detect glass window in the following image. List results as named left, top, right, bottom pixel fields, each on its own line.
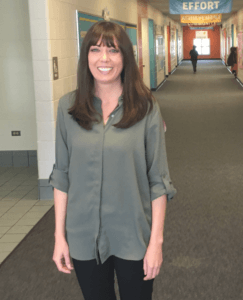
left=193, top=38, right=210, bottom=55
left=202, top=39, right=210, bottom=46
left=202, top=47, right=210, bottom=55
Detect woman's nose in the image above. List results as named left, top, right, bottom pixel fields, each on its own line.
left=101, top=50, right=109, bottom=60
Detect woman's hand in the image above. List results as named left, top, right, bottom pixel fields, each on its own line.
left=53, top=236, right=74, bottom=274
left=143, top=243, right=163, bottom=281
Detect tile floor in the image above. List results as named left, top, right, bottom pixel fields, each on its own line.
left=0, top=166, right=54, bottom=264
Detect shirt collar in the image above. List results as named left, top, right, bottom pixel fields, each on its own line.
left=93, top=94, right=123, bottom=108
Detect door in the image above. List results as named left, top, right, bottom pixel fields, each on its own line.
left=176, top=29, right=179, bottom=66
left=141, top=18, right=150, bottom=88
left=149, top=19, right=156, bottom=89
left=224, top=29, right=227, bottom=63
left=167, top=26, right=171, bottom=74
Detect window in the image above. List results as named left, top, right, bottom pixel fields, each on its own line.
left=193, top=38, right=210, bottom=55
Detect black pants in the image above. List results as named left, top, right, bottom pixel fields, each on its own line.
left=72, top=252, right=155, bottom=300
left=191, top=60, right=197, bottom=72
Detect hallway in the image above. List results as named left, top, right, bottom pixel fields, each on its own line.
left=153, top=60, right=243, bottom=299
left=0, top=60, right=243, bottom=299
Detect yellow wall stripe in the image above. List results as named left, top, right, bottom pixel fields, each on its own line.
left=79, top=17, right=99, bottom=23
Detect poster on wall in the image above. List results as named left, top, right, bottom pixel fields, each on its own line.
left=178, top=32, right=182, bottom=61
left=196, top=31, right=208, bottom=38
left=170, top=0, right=232, bottom=14
left=170, top=27, right=176, bottom=61
left=227, top=36, right=231, bottom=56
left=77, top=12, right=103, bottom=56
left=156, top=35, right=165, bottom=73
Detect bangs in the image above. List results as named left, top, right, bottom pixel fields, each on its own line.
left=88, top=25, right=119, bottom=49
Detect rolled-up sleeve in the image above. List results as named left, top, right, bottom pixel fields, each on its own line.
left=48, top=99, right=69, bottom=194
left=145, top=101, right=177, bottom=202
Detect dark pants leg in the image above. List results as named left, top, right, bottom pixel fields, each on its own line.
left=72, top=253, right=155, bottom=300
left=72, top=254, right=116, bottom=300
left=114, top=256, right=155, bottom=300
left=192, top=60, right=197, bottom=72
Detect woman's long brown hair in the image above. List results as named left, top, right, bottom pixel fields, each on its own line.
left=68, top=21, right=155, bottom=130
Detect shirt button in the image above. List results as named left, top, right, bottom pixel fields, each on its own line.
left=111, top=115, right=114, bottom=117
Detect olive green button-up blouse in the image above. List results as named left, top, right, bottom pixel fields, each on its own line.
left=49, top=90, right=176, bottom=265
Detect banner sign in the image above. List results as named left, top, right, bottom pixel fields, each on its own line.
left=170, top=0, right=232, bottom=15
left=180, top=14, right=221, bottom=24
left=196, top=31, right=208, bottom=38
left=190, top=27, right=214, bottom=29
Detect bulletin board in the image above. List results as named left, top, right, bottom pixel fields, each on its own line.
left=77, top=12, right=103, bottom=57
left=77, top=11, right=138, bottom=64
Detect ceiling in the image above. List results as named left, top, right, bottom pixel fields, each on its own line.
left=148, top=0, right=243, bottom=25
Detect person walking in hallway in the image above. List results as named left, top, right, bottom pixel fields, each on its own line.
left=190, top=45, right=199, bottom=73
left=49, top=21, right=176, bottom=300
left=227, top=47, right=237, bottom=78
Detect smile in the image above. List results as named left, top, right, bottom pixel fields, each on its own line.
left=97, top=67, right=113, bottom=71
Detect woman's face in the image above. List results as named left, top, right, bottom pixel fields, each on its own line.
left=88, top=36, right=123, bottom=85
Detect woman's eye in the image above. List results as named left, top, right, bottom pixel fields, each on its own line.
left=110, top=49, right=119, bottom=53
left=90, top=48, right=99, bottom=52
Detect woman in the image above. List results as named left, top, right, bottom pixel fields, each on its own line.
left=49, top=21, right=176, bottom=300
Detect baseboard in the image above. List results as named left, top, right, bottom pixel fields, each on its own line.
left=38, top=179, right=54, bottom=200
left=183, top=58, right=222, bottom=61
left=151, top=79, right=166, bottom=91
left=0, top=150, right=37, bottom=167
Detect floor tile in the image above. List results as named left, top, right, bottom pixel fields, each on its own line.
left=14, top=218, right=40, bottom=226
left=35, top=200, right=54, bottom=206
left=0, top=177, right=9, bottom=181
left=14, top=200, right=38, bottom=206
left=13, top=174, right=30, bottom=180
left=0, top=242, right=19, bottom=252
left=6, top=206, right=31, bottom=214
left=0, top=252, right=11, bottom=264
left=1, top=183, right=21, bottom=188
left=7, top=225, right=33, bottom=234
left=0, top=233, right=26, bottom=243
left=0, top=219, right=18, bottom=227
left=0, top=167, right=41, bottom=260
left=21, top=194, right=38, bottom=200
left=0, top=187, right=15, bottom=193
left=2, top=195, right=24, bottom=201
left=22, top=211, right=47, bottom=219
left=0, top=212, right=27, bottom=221
left=7, top=191, right=29, bottom=197
left=21, top=182, right=38, bottom=186
left=0, top=207, right=12, bottom=217
left=0, top=191, right=11, bottom=197
left=4, top=180, right=26, bottom=186
left=0, top=227, right=11, bottom=236
left=0, top=200, right=19, bottom=206
left=13, top=186, right=34, bottom=192
left=29, top=206, right=52, bottom=213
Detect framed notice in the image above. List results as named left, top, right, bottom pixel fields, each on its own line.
left=196, top=31, right=208, bottom=39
